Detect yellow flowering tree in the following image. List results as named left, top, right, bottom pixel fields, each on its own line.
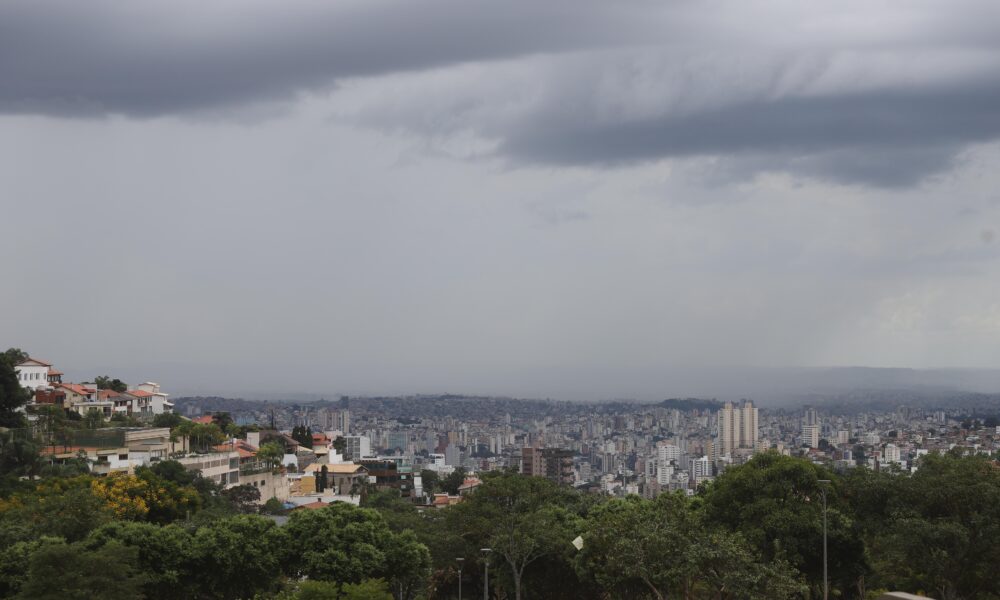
left=91, top=472, right=200, bottom=523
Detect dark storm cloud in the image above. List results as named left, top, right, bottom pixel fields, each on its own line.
left=3, top=0, right=1000, bottom=186
left=0, top=0, right=655, bottom=116
left=500, top=83, right=1000, bottom=186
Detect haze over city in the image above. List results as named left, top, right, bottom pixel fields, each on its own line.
left=4, top=1, right=1000, bottom=400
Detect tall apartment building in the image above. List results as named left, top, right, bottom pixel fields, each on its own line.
left=342, top=435, right=371, bottom=461
left=521, top=447, right=574, bottom=485
left=692, top=456, right=713, bottom=482
left=657, top=443, right=681, bottom=464
left=802, top=425, right=820, bottom=449
left=801, top=406, right=820, bottom=448
left=521, top=446, right=544, bottom=477
left=717, top=400, right=759, bottom=457
left=318, top=408, right=350, bottom=434
left=883, top=443, right=901, bottom=464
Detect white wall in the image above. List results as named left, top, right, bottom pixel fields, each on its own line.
left=16, top=364, right=49, bottom=390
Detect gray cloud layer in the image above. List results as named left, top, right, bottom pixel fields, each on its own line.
left=3, top=2, right=1000, bottom=399
left=3, top=1, right=1000, bottom=185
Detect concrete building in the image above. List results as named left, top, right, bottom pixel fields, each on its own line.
left=177, top=451, right=242, bottom=487
left=717, top=400, right=759, bottom=457
left=343, top=435, right=371, bottom=461
left=521, top=446, right=544, bottom=477
left=884, top=443, right=902, bottom=464
left=543, top=448, right=575, bottom=485
left=14, top=357, right=52, bottom=390
left=802, top=425, right=820, bottom=449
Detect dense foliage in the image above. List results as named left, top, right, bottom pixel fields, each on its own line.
left=2, top=421, right=999, bottom=600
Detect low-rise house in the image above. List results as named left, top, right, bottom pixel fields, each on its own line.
left=303, top=462, right=369, bottom=496
left=177, top=451, right=241, bottom=486
left=40, top=427, right=173, bottom=473
left=457, top=476, right=482, bottom=496
left=430, top=493, right=462, bottom=508
left=134, top=382, right=172, bottom=414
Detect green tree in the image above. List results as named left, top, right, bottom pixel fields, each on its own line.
left=257, top=441, right=284, bottom=471
left=283, top=503, right=430, bottom=594
left=420, top=469, right=440, bottom=494
left=85, top=521, right=198, bottom=600
left=17, top=541, right=146, bottom=600
left=1, top=476, right=111, bottom=542
left=153, top=412, right=182, bottom=429
left=1, top=349, right=28, bottom=366
left=701, top=453, right=867, bottom=597
left=94, top=376, right=128, bottom=393
left=296, top=580, right=340, bottom=600
left=223, top=484, right=262, bottom=514
left=0, top=433, right=42, bottom=479
left=190, top=422, right=226, bottom=453
left=0, top=538, right=59, bottom=597
left=340, top=579, right=394, bottom=600
left=0, top=349, right=30, bottom=428
left=83, top=408, right=106, bottom=429
left=191, top=515, right=289, bottom=599
left=294, top=579, right=394, bottom=600
left=453, top=472, right=583, bottom=600
left=441, top=467, right=467, bottom=495
left=261, top=497, right=287, bottom=515
left=292, top=425, right=313, bottom=448
left=861, top=452, right=1000, bottom=600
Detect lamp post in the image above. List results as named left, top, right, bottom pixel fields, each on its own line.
left=817, top=479, right=831, bottom=600
left=456, top=557, right=464, bottom=600
left=481, top=548, right=492, bottom=600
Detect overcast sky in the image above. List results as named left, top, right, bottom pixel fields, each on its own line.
left=3, top=1, right=1000, bottom=400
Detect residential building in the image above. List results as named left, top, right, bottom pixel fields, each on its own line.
left=177, top=451, right=242, bottom=486
left=14, top=357, right=52, bottom=390
left=343, top=435, right=371, bottom=461
left=803, top=425, right=820, bottom=449
left=521, top=446, right=544, bottom=477
left=717, top=400, right=759, bottom=457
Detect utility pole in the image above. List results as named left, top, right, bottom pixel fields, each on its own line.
left=456, top=557, right=464, bottom=600
left=481, top=548, right=492, bottom=600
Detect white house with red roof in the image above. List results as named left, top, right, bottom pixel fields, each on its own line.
left=15, top=357, right=54, bottom=390
left=115, top=383, right=172, bottom=416
left=135, top=382, right=172, bottom=414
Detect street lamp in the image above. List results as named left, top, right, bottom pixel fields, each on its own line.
left=817, top=479, right=831, bottom=600
left=456, top=557, right=465, bottom=600
left=481, top=548, right=492, bottom=600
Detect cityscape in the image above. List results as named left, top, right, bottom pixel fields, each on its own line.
left=4, top=0, right=1000, bottom=599
left=3, top=349, right=1000, bottom=599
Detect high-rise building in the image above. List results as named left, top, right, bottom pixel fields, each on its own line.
left=521, top=446, right=544, bottom=477
left=521, top=447, right=574, bottom=485
left=741, top=401, right=759, bottom=450
left=717, top=400, right=759, bottom=457
left=317, top=408, right=350, bottom=434
left=802, top=425, right=820, bottom=449
left=343, top=435, right=371, bottom=461
left=801, top=407, right=821, bottom=449
left=657, top=443, right=681, bottom=464
left=656, top=463, right=674, bottom=485
left=884, top=443, right=901, bottom=464
left=692, top=456, right=713, bottom=480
